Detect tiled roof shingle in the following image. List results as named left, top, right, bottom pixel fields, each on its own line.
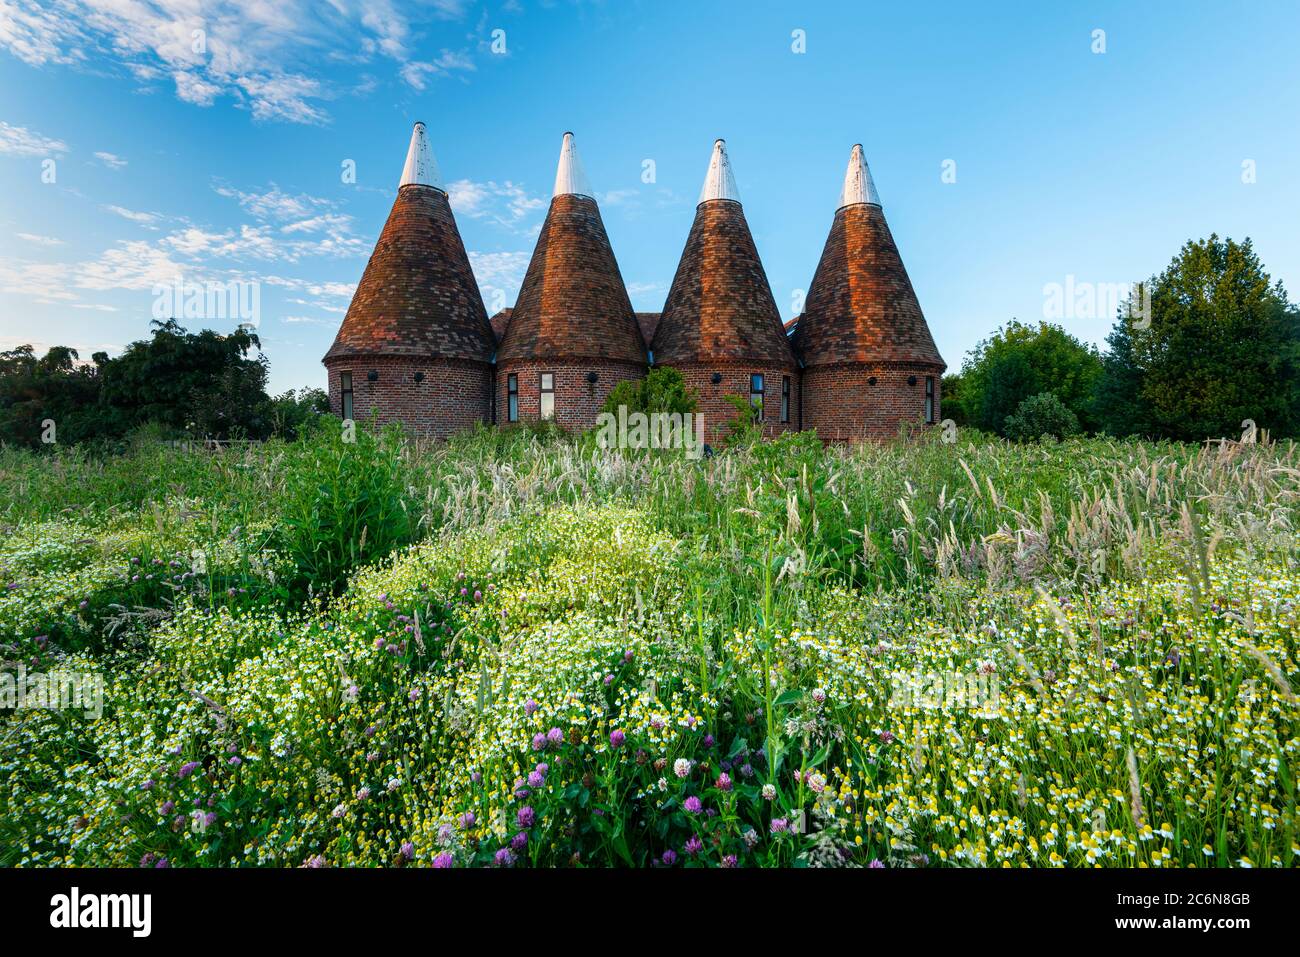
left=497, top=193, right=646, bottom=365
left=651, top=199, right=796, bottom=368
left=793, top=202, right=944, bottom=369
left=325, top=184, right=494, bottom=363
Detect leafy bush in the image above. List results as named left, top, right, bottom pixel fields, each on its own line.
left=266, top=388, right=329, bottom=440
left=274, top=421, right=415, bottom=595
left=1003, top=392, right=1081, bottom=442
left=600, top=366, right=697, bottom=417
left=947, top=321, right=1102, bottom=436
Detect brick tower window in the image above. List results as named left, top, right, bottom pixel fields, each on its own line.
left=780, top=376, right=791, bottom=423
left=925, top=376, right=935, bottom=424
left=750, top=374, right=765, bottom=422
left=507, top=373, right=519, bottom=423
left=340, top=372, right=354, bottom=420
left=539, top=373, right=555, bottom=420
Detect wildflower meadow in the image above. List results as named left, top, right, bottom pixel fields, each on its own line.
left=1, top=422, right=1296, bottom=869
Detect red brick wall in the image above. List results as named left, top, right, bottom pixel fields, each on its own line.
left=800, top=364, right=941, bottom=443
left=325, top=356, right=492, bottom=440
left=496, top=358, right=645, bottom=432
left=321, top=358, right=940, bottom=445
left=670, top=362, right=800, bottom=445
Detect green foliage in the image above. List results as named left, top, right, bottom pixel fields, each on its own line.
left=939, top=373, right=967, bottom=426
left=273, top=421, right=415, bottom=595
left=1003, top=391, right=1081, bottom=442
left=3, top=432, right=1299, bottom=868
left=265, top=388, right=330, bottom=441
left=957, top=321, right=1103, bottom=436
left=600, top=366, right=697, bottom=417
left=1103, top=235, right=1300, bottom=440
left=722, top=393, right=764, bottom=448
left=0, top=345, right=110, bottom=446
left=1092, top=309, right=1151, bottom=437
left=99, top=319, right=270, bottom=439
left=979, top=348, right=1036, bottom=435
left=0, top=320, right=322, bottom=448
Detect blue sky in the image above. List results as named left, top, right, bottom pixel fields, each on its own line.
left=1, top=0, right=1297, bottom=393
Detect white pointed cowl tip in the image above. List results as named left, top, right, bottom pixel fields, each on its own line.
left=698, top=138, right=740, bottom=204
left=838, top=144, right=881, bottom=209
left=553, top=132, right=594, bottom=198
left=399, top=121, right=443, bottom=190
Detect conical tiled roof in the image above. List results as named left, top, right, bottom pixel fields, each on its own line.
left=324, top=124, right=494, bottom=363
left=652, top=140, right=796, bottom=368
left=496, top=133, right=645, bottom=365
left=793, top=146, right=944, bottom=369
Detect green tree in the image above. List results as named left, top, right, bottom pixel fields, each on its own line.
left=0, top=320, right=276, bottom=447
left=939, top=372, right=968, bottom=426
left=266, top=388, right=330, bottom=440
left=0, top=345, right=108, bottom=447
left=99, top=319, right=271, bottom=438
left=958, top=321, right=1103, bottom=436
left=978, top=348, right=1036, bottom=435
left=1092, top=294, right=1152, bottom=437
left=1122, top=235, right=1299, bottom=440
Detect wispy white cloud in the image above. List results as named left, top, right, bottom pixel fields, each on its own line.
left=0, top=258, right=78, bottom=300
left=600, top=189, right=638, bottom=207
left=468, top=249, right=529, bottom=310
left=468, top=250, right=529, bottom=287
left=265, top=276, right=357, bottom=299
left=449, top=178, right=545, bottom=232
left=94, top=150, right=126, bottom=168
left=75, top=239, right=194, bottom=291
left=210, top=183, right=367, bottom=259
left=0, top=215, right=363, bottom=318
left=235, top=72, right=328, bottom=125
left=626, top=280, right=667, bottom=301
left=214, top=184, right=326, bottom=221
left=281, top=213, right=352, bottom=235
left=0, top=0, right=481, bottom=124
left=0, top=0, right=83, bottom=66
left=15, top=232, right=64, bottom=246
left=0, top=120, right=68, bottom=156
left=400, top=49, right=474, bottom=90
left=103, top=204, right=160, bottom=225
left=173, top=69, right=222, bottom=106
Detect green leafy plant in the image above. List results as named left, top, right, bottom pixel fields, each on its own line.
left=1003, top=392, right=1081, bottom=442
left=600, top=365, right=697, bottom=417
left=274, top=420, right=414, bottom=595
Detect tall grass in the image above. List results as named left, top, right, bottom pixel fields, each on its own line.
left=1, top=427, right=1296, bottom=867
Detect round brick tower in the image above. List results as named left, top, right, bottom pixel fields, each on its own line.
left=495, top=132, right=646, bottom=430
left=323, top=122, right=496, bottom=439
left=651, top=140, right=800, bottom=444
left=792, top=145, right=946, bottom=442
